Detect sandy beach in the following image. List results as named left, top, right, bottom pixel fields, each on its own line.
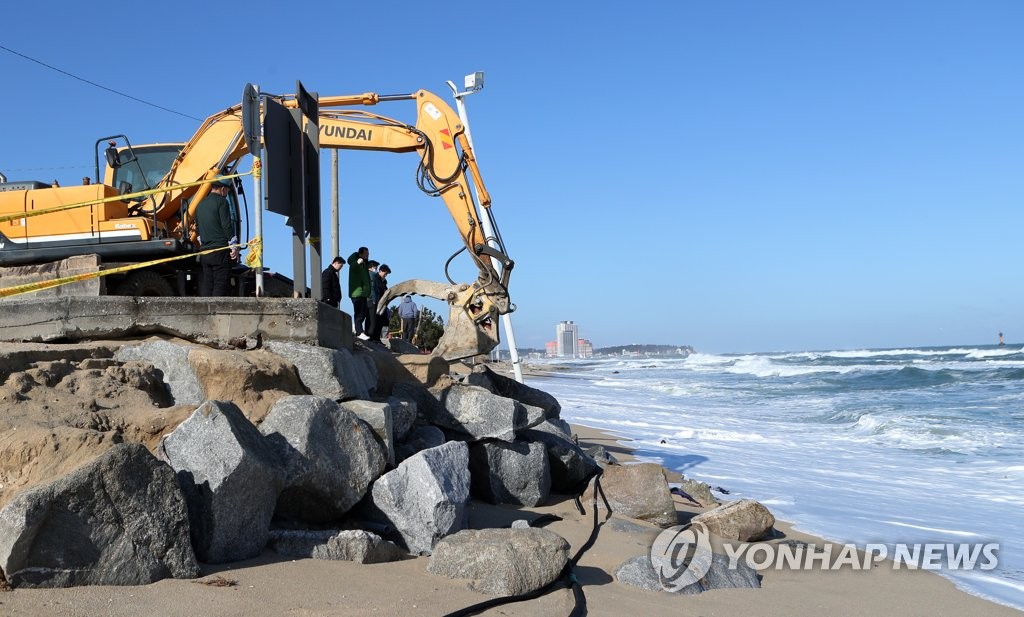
left=1, top=416, right=1018, bottom=617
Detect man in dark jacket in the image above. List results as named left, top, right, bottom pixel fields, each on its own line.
left=321, top=256, right=344, bottom=307
left=195, top=178, right=236, bottom=296
left=367, top=264, right=391, bottom=342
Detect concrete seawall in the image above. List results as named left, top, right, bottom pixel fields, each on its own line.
left=0, top=296, right=352, bottom=350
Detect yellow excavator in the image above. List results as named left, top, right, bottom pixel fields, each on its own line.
left=0, top=88, right=513, bottom=360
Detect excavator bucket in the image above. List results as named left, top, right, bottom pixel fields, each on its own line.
left=380, top=279, right=500, bottom=361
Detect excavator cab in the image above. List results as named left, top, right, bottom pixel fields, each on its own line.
left=105, top=142, right=244, bottom=243
left=102, top=140, right=177, bottom=204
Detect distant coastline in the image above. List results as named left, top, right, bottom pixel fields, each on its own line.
left=509, top=344, right=694, bottom=358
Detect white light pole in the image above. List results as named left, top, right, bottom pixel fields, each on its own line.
left=447, top=72, right=526, bottom=384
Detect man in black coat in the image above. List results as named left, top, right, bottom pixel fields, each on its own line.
left=321, top=256, right=344, bottom=307
left=195, top=178, right=236, bottom=296
left=367, top=264, right=391, bottom=342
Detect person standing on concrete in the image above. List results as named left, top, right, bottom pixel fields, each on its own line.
left=367, top=264, right=391, bottom=343
left=347, top=247, right=371, bottom=339
left=398, top=294, right=418, bottom=343
left=195, top=178, right=237, bottom=297
left=321, top=256, right=344, bottom=308
left=366, top=260, right=379, bottom=335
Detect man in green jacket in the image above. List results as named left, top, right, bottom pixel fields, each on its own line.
left=347, top=247, right=371, bottom=339
left=195, top=178, right=237, bottom=296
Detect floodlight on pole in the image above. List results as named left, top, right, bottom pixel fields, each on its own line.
left=446, top=72, right=526, bottom=384
left=464, top=71, right=484, bottom=93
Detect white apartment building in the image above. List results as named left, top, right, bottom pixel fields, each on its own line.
left=556, top=321, right=579, bottom=357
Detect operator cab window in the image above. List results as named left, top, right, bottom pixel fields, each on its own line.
left=110, top=145, right=181, bottom=196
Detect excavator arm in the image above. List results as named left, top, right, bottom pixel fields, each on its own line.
left=315, top=99, right=513, bottom=359
left=128, top=89, right=512, bottom=360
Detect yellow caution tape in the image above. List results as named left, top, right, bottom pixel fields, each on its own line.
left=0, top=171, right=252, bottom=225
left=244, top=236, right=262, bottom=268
left=0, top=241, right=249, bottom=299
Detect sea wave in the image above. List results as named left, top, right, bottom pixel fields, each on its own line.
left=538, top=344, right=1024, bottom=611
left=827, top=366, right=959, bottom=390
left=794, top=346, right=1023, bottom=360
left=723, top=355, right=858, bottom=378
left=669, top=427, right=777, bottom=443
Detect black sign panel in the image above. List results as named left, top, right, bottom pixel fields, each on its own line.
left=263, top=97, right=299, bottom=224
left=242, top=83, right=260, bottom=156
left=299, top=81, right=320, bottom=244
left=296, top=80, right=319, bottom=123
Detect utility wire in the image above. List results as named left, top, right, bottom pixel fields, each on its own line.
left=0, top=43, right=202, bottom=121
left=0, top=165, right=91, bottom=172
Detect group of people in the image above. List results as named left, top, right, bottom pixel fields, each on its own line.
left=321, top=246, right=420, bottom=344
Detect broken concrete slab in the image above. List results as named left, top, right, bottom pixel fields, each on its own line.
left=0, top=255, right=104, bottom=298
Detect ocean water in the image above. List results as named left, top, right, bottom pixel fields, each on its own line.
left=526, top=345, right=1024, bottom=611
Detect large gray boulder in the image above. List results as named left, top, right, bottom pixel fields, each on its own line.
left=428, top=383, right=544, bottom=442
left=264, top=341, right=376, bottom=401
left=677, top=477, right=721, bottom=509
left=520, top=429, right=600, bottom=494
left=0, top=443, right=199, bottom=588
left=267, top=529, right=405, bottom=564
left=469, top=440, right=551, bottom=507
left=340, top=399, right=395, bottom=468
left=157, top=401, right=286, bottom=564
left=260, top=395, right=387, bottom=523
left=114, top=339, right=203, bottom=405
left=392, top=381, right=445, bottom=423
left=583, top=444, right=620, bottom=467
left=614, top=553, right=760, bottom=594
left=395, top=425, right=447, bottom=464
left=586, top=463, right=677, bottom=528
left=428, top=528, right=570, bottom=596
left=526, top=418, right=573, bottom=440
left=464, top=364, right=562, bottom=419
left=369, top=442, right=470, bottom=555
left=692, top=499, right=775, bottom=541
left=387, top=396, right=417, bottom=441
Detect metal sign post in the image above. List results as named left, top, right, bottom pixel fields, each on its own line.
left=241, top=83, right=263, bottom=295
left=296, top=81, right=321, bottom=301
left=331, top=149, right=339, bottom=260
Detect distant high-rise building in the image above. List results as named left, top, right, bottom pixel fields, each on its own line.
left=556, top=321, right=579, bottom=357
left=578, top=339, right=593, bottom=358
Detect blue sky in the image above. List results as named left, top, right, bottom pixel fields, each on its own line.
left=1, top=1, right=1022, bottom=353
